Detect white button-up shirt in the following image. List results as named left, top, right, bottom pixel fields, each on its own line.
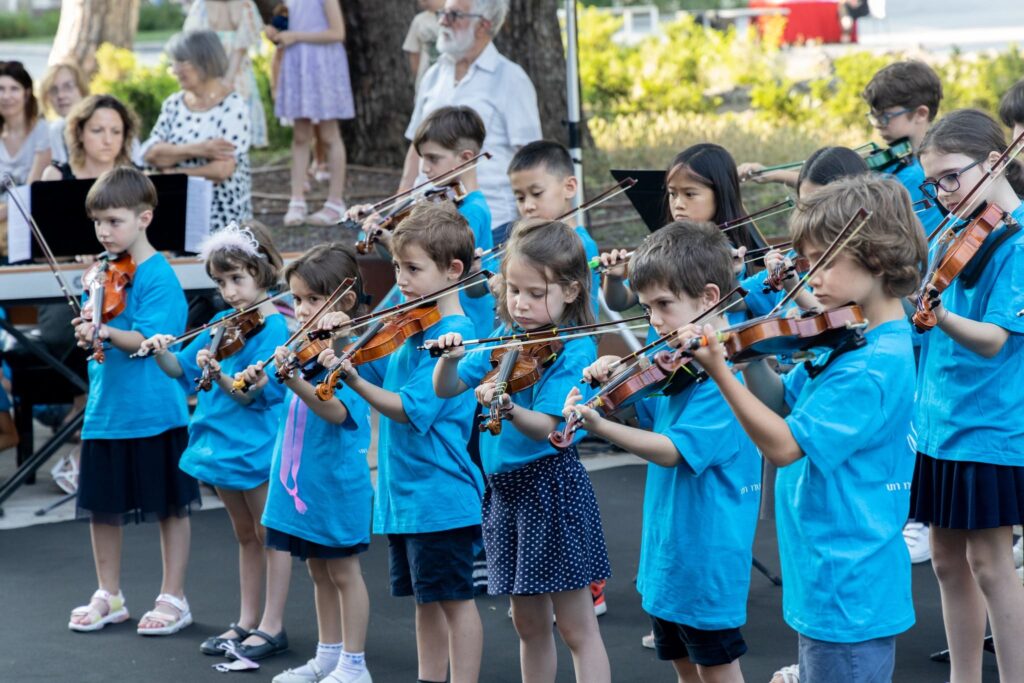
left=406, top=42, right=542, bottom=228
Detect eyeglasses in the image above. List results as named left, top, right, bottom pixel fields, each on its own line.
left=919, top=159, right=983, bottom=200
left=435, top=10, right=483, bottom=24
left=866, top=108, right=912, bottom=127
left=48, top=82, right=80, bottom=97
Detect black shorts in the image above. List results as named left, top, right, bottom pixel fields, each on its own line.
left=265, top=528, right=368, bottom=562
left=388, top=525, right=481, bottom=603
left=650, top=616, right=748, bottom=667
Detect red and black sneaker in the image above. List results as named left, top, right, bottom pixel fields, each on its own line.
left=590, top=580, right=607, bottom=617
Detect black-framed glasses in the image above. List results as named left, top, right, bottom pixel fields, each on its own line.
left=436, top=9, right=483, bottom=24
left=919, top=159, right=983, bottom=200
left=866, top=107, right=912, bottom=127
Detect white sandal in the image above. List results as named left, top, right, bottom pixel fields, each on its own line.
left=771, top=664, right=800, bottom=683
left=137, top=592, right=193, bottom=636
left=283, top=199, right=308, bottom=227
left=307, top=200, right=348, bottom=227
left=68, top=588, right=130, bottom=632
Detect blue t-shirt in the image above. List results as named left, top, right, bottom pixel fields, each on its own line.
left=893, top=158, right=943, bottom=237
left=778, top=318, right=916, bottom=642
left=638, top=379, right=761, bottom=630
left=262, top=381, right=373, bottom=548
left=174, top=311, right=289, bottom=490
left=373, top=314, right=484, bottom=534
left=456, top=326, right=596, bottom=474
left=574, top=224, right=601, bottom=316
left=82, top=253, right=189, bottom=439
left=458, top=190, right=496, bottom=337
left=914, top=203, right=1024, bottom=465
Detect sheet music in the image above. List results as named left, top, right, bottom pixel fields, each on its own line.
left=185, top=177, right=214, bottom=250
left=6, top=184, right=32, bottom=263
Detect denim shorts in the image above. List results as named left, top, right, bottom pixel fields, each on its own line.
left=388, top=525, right=481, bottom=603
left=650, top=616, right=748, bottom=667
left=798, top=634, right=895, bottom=683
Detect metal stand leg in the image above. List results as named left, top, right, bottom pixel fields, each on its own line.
left=35, top=491, right=76, bottom=517
left=0, top=408, right=84, bottom=517
left=752, top=556, right=782, bottom=586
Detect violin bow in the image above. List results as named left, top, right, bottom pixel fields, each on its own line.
left=719, top=198, right=794, bottom=250
left=368, top=152, right=493, bottom=219
left=464, top=324, right=651, bottom=356
left=1, top=173, right=83, bottom=316
left=425, top=314, right=652, bottom=355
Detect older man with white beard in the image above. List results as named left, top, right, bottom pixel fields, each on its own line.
left=399, top=0, right=542, bottom=229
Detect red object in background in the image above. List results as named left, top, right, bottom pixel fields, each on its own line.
left=749, top=0, right=857, bottom=45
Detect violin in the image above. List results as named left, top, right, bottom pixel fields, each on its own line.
left=276, top=328, right=335, bottom=383
left=548, top=349, right=701, bottom=449
left=913, top=202, right=1009, bottom=331
left=355, top=180, right=470, bottom=255
left=82, top=252, right=137, bottom=363
left=863, top=138, right=914, bottom=173
left=314, top=305, right=442, bottom=400
left=684, top=305, right=868, bottom=363
left=479, top=338, right=564, bottom=436
left=195, top=309, right=267, bottom=391
left=763, top=255, right=810, bottom=293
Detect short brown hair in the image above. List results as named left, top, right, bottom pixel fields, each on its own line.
left=85, top=166, right=158, bottom=215
left=862, top=61, right=943, bottom=121
left=999, top=79, right=1024, bottom=128
left=919, top=108, right=1024, bottom=197
left=790, top=175, right=927, bottom=298
left=65, top=95, right=139, bottom=170
left=498, top=218, right=595, bottom=326
left=412, top=105, right=486, bottom=155
left=628, top=221, right=735, bottom=300
left=206, top=220, right=283, bottom=290
left=391, top=202, right=475, bottom=275
left=282, top=242, right=365, bottom=316
left=38, top=61, right=89, bottom=117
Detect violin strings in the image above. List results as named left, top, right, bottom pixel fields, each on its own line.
left=344, top=270, right=493, bottom=334
left=459, top=324, right=650, bottom=355
left=421, top=313, right=651, bottom=352
left=146, top=290, right=292, bottom=354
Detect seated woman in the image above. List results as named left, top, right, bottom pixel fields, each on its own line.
left=37, top=61, right=89, bottom=166
left=141, top=29, right=252, bottom=231
left=41, top=94, right=138, bottom=181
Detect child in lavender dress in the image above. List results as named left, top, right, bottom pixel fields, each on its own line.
left=268, top=0, right=354, bottom=228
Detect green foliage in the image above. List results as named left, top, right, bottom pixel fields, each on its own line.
left=0, top=10, right=60, bottom=40
left=90, top=44, right=181, bottom=139
left=251, top=48, right=291, bottom=150
left=137, top=2, right=186, bottom=32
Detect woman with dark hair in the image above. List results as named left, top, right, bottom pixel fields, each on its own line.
left=796, top=146, right=870, bottom=197
left=41, top=95, right=139, bottom=182
left=0, top=60, right=51, bottom=254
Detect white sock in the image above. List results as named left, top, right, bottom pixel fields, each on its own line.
left=292, top=642, right=343, bottom=676
left=333, top=650, right=367, bottom=681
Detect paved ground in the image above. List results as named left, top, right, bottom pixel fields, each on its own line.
left=0, top=462, right=1000, bottom=682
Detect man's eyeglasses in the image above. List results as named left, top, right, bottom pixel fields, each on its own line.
left=866, top=108, right=912, bottom=127
left=919, top=159, right=983, bottom=200
left=436, top=10, right=483, bottom=24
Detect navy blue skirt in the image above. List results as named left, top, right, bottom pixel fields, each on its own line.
left=76, top=427, right=200, bottom=526
left=483, top=447, right=611, bottom=596
left=911, top=451, right=1024, bottom=529
left=265, top=528, right=368, bottom=562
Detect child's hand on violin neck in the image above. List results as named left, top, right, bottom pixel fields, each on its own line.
left=562, top=386, right=595, bottom=423
left=72, top=319, right=107, bottom=347
left=731, top=246, right=748, bottom=275
left=236, top=361, right=268, bottom=390
left=272, top=345, right=292, bottom=367
left=432, top=331, right=466, bottom=359
left=598, top=249, right=630, bottom=279
left=317, top=311, right=352, bottom=335
left=195, top=349, right=221, bottom=372
left=583, top=355, right=622, bottom=385
left=763, top=249, right=788, bottom=271
left=137, top=333, right=174, bottom=357
left=670, top=323, right=729, bottom=373
left=474, top=380, right=505, bottom=407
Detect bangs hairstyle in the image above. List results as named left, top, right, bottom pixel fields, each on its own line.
left=999, top=79, right=1024, bottom=127
left=206, top=220, right=284, bottom=290
left=282, top=242, right=365, bottom=316
left=507, top=140, right=574, bottom=179
left=790, top=175, right=928, bottom=298
left=499, top=218, right=595, bottom=327
left=412, top=105, right=486, bottom=155
left=796, top=146, right=869, bottom=194
left=919, top=108, right=1024, bottom=196
left=165, top=30, right=229, bottom=80
left=628, top=221, right=735, bottom=300
left=391, top=202, right=475, bottom=275
left=85, top=166, right=158, bottom=215
left=65, top=95, right=139, bottom=170
left=665, top=143, right=764, bottom=253
left=0, top=60, right=39, bottom=129
left=38, top=61, right=89, bottom=116
left=862, top=60, right=943, bottom=121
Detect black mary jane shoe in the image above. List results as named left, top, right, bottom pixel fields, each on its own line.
left=230, top=629, right=289, bottom=661
left=200, top=623, right=252, bottom=656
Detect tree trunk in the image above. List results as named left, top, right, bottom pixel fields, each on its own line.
left=50, top=0, right=139, bottom=77
left=340, top=0, right=418, bottom=167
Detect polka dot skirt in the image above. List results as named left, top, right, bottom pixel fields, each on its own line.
left=483, top=447, right=611, bottom=596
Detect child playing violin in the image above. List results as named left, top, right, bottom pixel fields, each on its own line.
left=236, top=243, right=375, bottom=683
left=137, top=222, right=292, bottom=661
left=674, top=175, right=927, bottom=683
left=563, top=221, right=760, bottom=683
left=68, top=167, right=198, bottom=635
left=320, top=203, right=484, bottom=683
left=911, top=109, right=1024, bottom=683
left=348, top=105, right=495, bottom=337
left=431, top=218, right=612, bottom=683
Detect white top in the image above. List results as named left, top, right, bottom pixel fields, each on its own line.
left=403, top=11, right=440, bottom=89
left=0, top=118, right=50, bottom=198
left=405, top=42, right=542, bottom=228
left=49, top=118, right=69, bottom=165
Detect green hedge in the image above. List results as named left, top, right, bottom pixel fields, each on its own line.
left=0, top=3, right=182, bottom=41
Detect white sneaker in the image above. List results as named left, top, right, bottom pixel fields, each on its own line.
left=641, top=630, right=655, bottom=649
left=903, top=522, right=931, bottom=564
left=273, top=660, right=329, bottom=683
left=1014, top=537, right=1023, bottom=568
